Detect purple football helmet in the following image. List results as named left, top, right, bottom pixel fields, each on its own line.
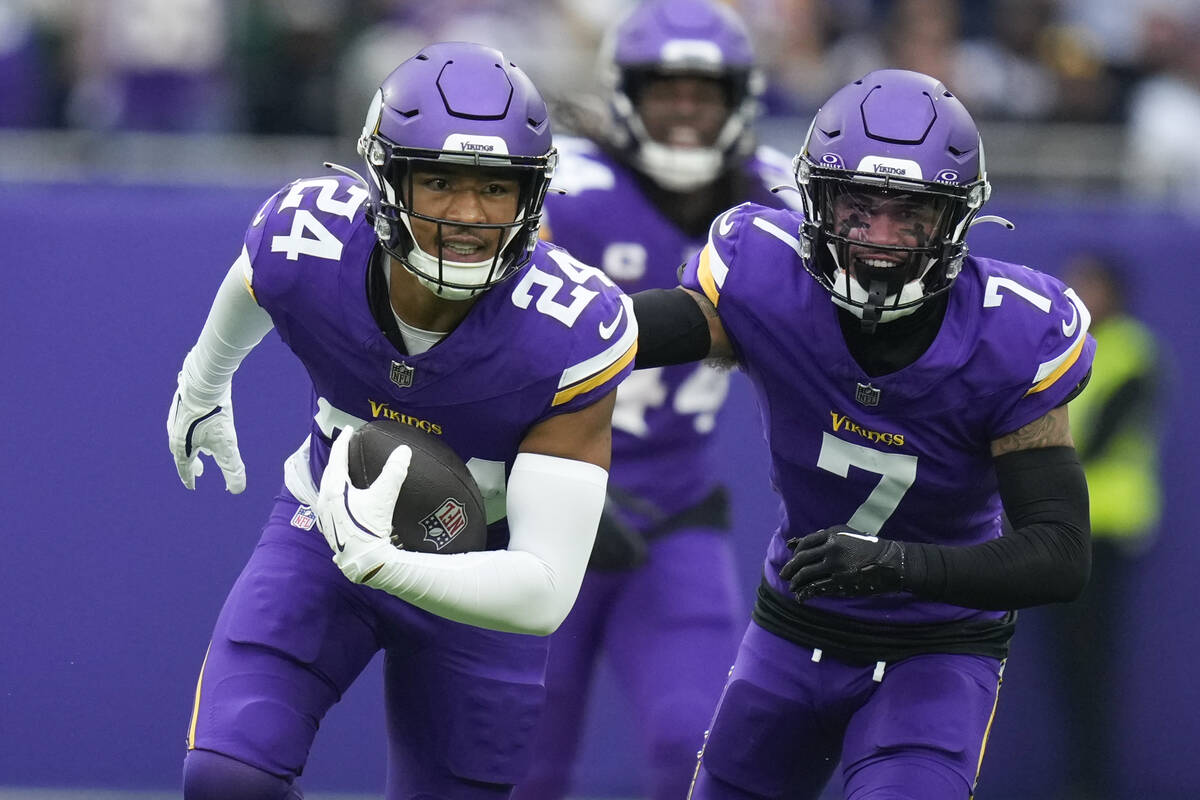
left=600, top=0, right=762, bottom=191
left=794, top=69, right=991, bottom=329
left=358, top=42, right=557, bottom=299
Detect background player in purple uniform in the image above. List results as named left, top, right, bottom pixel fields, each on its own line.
left=165, top=43, right=637, bottom=800
left=631, top=69, right=1094, bottom=799
left=515, top=2, right=801, bottom=798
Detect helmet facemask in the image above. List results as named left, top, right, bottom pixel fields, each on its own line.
left=363, top=138, right=557, bottom=301
left=796, top=157, right=987, bottom=332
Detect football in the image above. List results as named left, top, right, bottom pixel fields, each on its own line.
left=345, top=419, right=488, bottom=554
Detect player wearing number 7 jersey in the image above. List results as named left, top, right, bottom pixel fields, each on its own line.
left=632, top=70, right=1095, bottom=799
left=167, top=43, right=636, bottom=799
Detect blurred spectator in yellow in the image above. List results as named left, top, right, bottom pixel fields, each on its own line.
left=1042, top=251, right=1165, bottom=800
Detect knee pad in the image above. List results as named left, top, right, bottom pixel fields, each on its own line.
left=443, top=674, right=546, bottom=785
left=701, top=679, right=825, bottom=799
left=184, top=749, right=302, bottom=800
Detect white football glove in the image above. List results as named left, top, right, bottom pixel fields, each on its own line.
left=314, top=426, right=412, bottom=584
left=167, top=371, right=247, bottom=494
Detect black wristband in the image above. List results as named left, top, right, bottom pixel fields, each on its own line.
left=631, top=288, right=712, bottom=368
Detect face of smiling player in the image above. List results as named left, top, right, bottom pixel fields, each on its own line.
left=635, top=74, right=730, bottom=149
left=830, top=186, right=946, bottom=287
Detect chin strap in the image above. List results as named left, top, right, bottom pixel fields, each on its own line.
left=860, top=279, right=889, bottom=334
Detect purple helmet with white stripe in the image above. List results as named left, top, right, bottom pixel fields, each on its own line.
left=358, top=42, right=557, bottom=299
left=600, top=0, right=762, bottom=191
left=794, top=69, right=991, bottom=328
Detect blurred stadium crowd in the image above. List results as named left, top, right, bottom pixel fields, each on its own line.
left=4, top=0, right=1200, bottom=207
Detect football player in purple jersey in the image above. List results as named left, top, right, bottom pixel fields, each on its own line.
left=166, top=43, right=637, bottom=800
left=515, top=3, right=801, bottom=798
left=631, top=69, right=1094, bottom=799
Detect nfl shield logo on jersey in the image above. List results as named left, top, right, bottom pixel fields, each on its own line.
left=855, top=382, right=881, bottom=407
left=389, top=360, right=414, bottom=388
left=420, top=498, right=469, bottom=550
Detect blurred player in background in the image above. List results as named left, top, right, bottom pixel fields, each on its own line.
left=166, top=42, right=636, bottom=800
left=513, top=2, right=802, bottom=798
left=1043, top=252, right=1163, bottom=800
left=631, top=69, right=1095, bottom=799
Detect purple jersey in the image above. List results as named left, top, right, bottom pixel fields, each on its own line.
left=240, top=174, right=636, bottom=523
left=542, top=137, right=801, bottom=519
left=682, top=203, right=1096, bottom=626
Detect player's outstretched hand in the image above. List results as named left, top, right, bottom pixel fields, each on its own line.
left=781, top=526, right=907, bottom=601
left=315, top=426, right=412, bottom=584
left=167, top=371, right=247, bottom=493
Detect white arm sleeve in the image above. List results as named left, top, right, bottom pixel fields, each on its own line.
left=363, top=452, right=607, bottom=635
left=180, top=248, right=274, bottom=406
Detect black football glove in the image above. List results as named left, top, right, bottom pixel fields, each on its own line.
left=780, top=526, right=908, bottom=601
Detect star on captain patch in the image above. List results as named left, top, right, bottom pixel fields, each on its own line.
left=390, top=360, right=415, bottom=388
left=855, top=382, right=881, bottom=407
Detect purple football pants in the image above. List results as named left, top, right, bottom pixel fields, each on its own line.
left=514, top=528, right=742, bottom=800
left=185, top=493, right=549, bottom=799
left=689, top=620, right=1005, bottom=800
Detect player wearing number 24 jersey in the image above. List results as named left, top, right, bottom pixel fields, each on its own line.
left=167, top=44, right=635, bottom=799
left=633, top=70, right=1095, bottom=799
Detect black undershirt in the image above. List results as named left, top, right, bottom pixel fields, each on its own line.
left=835, top=293, right=949, bottom=376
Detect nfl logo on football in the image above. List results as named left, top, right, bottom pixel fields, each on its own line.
left=289, top=505, right=317, bottom=531
left=390, top=360, right=414, bottom=388
left=420, top=498, right=469, bottom=550
left=855, top=382, right=881, bottom=407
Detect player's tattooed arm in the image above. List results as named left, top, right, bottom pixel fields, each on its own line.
left=681, top=288, right=735, bottom=361
left=990, top=405, right=1075, bottom=457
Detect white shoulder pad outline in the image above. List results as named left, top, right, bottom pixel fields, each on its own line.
left=552, top=293, right=638, bottom=407
left=694, top=202, right=751, bottom=306
left=1026, top=287, right=1092, bottom=396
left=753, top=145, right=805, bottom=211
left=549, top=138, right=616, bottom=196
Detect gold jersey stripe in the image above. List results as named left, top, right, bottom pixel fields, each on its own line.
left=1025, top=336, right=1086, bottom=396
left=187, top=645, right=211, bottom=750
left=243, top=275, right=257, bottom=303
left=697, top=245, right=721, bottom=307
left=552, top=340, right=637, bottom=406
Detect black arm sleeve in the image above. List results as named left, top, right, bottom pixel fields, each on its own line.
left=631, top=288, right=712, bottom=369
left=902, top=446, right=1091, bottom=610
